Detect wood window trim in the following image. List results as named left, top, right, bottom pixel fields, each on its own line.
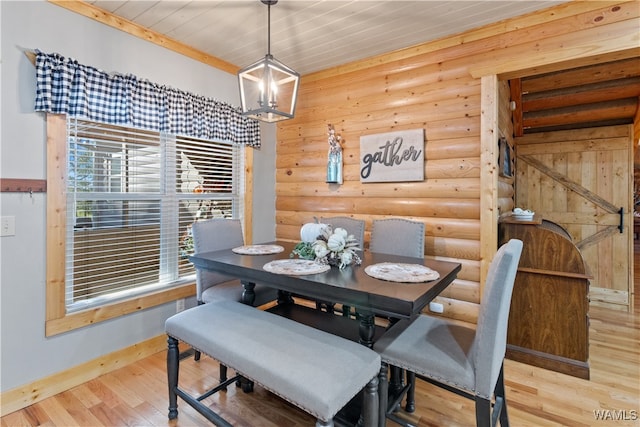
left=44, top=114, right=199, bottom=336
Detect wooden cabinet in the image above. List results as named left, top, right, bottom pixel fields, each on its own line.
left=499, top=217, right=590, bottom=379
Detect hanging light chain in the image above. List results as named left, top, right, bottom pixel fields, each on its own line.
left=263, top=0, right=277, bottom=56
left=267, top=1, right=271, bottom=56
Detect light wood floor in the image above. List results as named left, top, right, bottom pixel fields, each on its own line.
left=3, top=259, right=639, bottom=427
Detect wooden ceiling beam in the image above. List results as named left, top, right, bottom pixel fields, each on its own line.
left=521, top=57, right=640, bottom=93
left=523, top=118, right=633, bottom=134
left=522, top=98, right=637, bottom=128
left=522, top=77, right=640, bottom=111
left=515, top=58, right=640, bottom=134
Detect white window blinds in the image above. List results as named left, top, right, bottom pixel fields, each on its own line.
left=66, top=118, right=241, bottom=312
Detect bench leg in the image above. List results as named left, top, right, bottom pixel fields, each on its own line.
left=195, top=346, right=231, bottom=391
left=167, top=336, right=179, bottom=420
left=220, top=364, right=228, bottom=390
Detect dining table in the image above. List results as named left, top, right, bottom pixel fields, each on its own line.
left=189, top=240, right=461, bottom=345
left=189, top=240, right=461, bottom=426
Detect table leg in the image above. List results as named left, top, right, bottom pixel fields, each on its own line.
left=277, top=290, right=295, bottom=304
left=167, top=337, right=179, bottom=420
left=358, top=310, right=375, bottom=348
left=241, top=281, right=256, bottom=305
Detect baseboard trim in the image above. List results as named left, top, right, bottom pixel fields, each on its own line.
left=0, top=334, right=167, bottom=416
left=506, top=344, right=590, bottom=380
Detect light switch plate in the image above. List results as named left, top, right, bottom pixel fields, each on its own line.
left=1, top=216, right=15, bottom=236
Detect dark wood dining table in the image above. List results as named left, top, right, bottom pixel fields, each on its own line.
left=189, top=240, right=461, bottom=347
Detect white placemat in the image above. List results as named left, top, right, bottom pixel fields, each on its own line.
left=263, top=259, right=331, bottom=275
left=365, top=263, right=440, bottom=283
left=232, top=244, right=285, bottom=255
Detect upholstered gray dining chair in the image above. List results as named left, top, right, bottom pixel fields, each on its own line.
left=370, top=218, right=425, bottom=258
left=192, top=218, right=278, bottom=306
left=320, top=216, right=366, bottom=250
left=369, top=218, right=426, bottom=397
left=374, top=239, right=523, bottom=427
left=191, top=218, right=278, bottom=361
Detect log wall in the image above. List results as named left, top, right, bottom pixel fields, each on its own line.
left=275, top=2, right=639, bottom=323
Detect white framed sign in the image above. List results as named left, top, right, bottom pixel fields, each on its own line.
left=359, top=129, right=424, bottom=183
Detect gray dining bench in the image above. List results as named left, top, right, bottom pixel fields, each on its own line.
left=165, top=300, right=380, bottom=427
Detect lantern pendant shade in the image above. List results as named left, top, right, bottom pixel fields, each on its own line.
left=238, top=54, right=300, bottom=122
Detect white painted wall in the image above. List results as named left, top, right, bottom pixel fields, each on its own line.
left=0, top=0, right=275, bottom=392
left=252, top=126, right=278, bottom=244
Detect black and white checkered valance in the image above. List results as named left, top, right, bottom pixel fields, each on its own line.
left=33, top=50, right=261, bottom=147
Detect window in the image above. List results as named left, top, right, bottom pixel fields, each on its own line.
left=45, top=114, right=252, bottom=336
left=35, top=51, right=260, bottom=335
left=64, top=118, right=241, bottom=312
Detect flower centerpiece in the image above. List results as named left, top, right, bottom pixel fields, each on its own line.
left=314, top=227, right=362, bottom=269
left=291, top=225, right=362, bottom=270
left=290, top=240, right=316, bottom=260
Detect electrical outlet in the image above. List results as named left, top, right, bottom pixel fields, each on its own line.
left=176, top=298, right=186, bottom=313
left=1, top=216, right=15, bottom=236
left=429, top=301, right=444, bottom=313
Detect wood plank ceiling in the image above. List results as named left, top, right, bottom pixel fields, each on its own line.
left=84, top=0, right=568, bottom=76
left=79, top=1, right=639, bottom=137
left=509, top=58, right=640, bottom=135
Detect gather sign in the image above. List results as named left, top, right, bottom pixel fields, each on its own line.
left=359, top=129, right=424, bottom=183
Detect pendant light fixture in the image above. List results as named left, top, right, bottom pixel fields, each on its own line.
left=238, top=0, right=300, bottom=123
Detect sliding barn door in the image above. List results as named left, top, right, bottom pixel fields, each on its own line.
left=515, top=125, right=633, bottom=311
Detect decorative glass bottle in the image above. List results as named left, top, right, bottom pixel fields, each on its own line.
left=326, top=124, right=343, bottom=184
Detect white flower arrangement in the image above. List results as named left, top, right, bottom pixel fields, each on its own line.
left=312, top=226, right=362, bottom=269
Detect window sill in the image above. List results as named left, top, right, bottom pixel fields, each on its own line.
left=45, top=281, right=195, bottom=336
